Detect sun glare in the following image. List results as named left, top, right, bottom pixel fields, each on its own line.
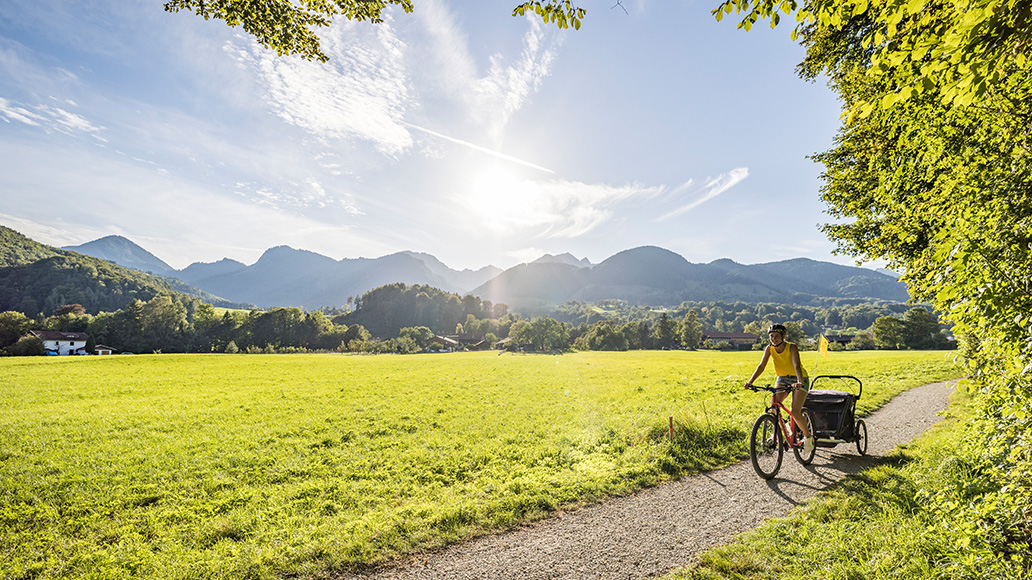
left=467, top=166, right=527, bottom=230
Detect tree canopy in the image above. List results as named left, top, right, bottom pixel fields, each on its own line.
left=715, top=0, right=1032, bottom=111
left=164, top=0, right=585, bottom=62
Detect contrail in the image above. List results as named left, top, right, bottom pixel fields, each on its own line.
left=404, top=123, right=554, bottom=174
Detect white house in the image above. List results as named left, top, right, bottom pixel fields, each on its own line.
left=94, top=344, right=115, bottom=355
left=31, top=331, right=89, bottom=355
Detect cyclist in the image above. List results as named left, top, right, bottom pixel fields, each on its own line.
left=743, top=323, right=815, bottom=454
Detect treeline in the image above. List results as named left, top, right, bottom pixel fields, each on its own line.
left=2, top=282, right=954, bottom=356
left=513, top=306, right=950, bottom=353
left=1, top=298, right=368, bottom=355
left=0, top=282, right=521, bottom=355
left=549, top=298, right=919, bottom=338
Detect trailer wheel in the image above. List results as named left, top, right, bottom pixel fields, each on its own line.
left=855, top=419, right=868, bottom=456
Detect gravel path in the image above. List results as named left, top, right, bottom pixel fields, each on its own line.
left=339, top=380, right=958, bottom=580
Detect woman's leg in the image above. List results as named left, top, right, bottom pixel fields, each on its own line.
left=791, top=387, right=812, bottom=439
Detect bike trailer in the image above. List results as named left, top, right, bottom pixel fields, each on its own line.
left=807, top=375, right=863, bottom=446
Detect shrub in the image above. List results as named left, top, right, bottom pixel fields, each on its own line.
left=8, top=335, right=45, bottom=356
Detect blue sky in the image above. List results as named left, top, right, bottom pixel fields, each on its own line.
left=0, top=0, right=850, bottom=272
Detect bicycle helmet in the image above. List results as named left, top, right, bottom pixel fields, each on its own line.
left=767, top=324, right=787, bottom=335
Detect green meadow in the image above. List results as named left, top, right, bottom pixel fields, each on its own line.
left=1, top=350, right=958, bottom=579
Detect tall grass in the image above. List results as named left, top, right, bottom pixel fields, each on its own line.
left=0, top=350, right=957, bottom=579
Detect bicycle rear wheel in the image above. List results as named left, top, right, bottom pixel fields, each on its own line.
left=792, top=408, right=816, bottom=465
left=750, top=413, right=783, bottom=479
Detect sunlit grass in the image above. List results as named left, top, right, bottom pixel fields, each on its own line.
left=0, top=350, right=957, bottom=579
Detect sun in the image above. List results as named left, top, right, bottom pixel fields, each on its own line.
left=467, top=165, right=525, bottom=228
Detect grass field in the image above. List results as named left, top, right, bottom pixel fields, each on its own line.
left=0, top=350, right=958, bottom=579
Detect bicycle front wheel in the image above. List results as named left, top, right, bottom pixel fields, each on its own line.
left=750, top=413, right=783, bottom=480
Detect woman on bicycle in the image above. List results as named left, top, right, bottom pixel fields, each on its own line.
left=744, top=323, right=815, bottom=454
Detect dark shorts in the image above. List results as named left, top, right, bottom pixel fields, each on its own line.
left=776, top=375, right=810, bottom=391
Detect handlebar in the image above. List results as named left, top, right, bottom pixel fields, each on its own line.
left=745, top=383, right=794, bottom=393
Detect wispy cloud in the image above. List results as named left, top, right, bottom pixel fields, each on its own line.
left=466, top=17, right=558, bottom=143
left=657, top=167, right=749, bottom=220
left=413, top=2, right=560, bottom=144
left=464, top=175, right=663, bottom=238
left=233, top=178, right=363, bottom=214
left=0, top=97, right=105, bottom=139
left=230, top=16, right=414, bottom=156
left=225, top=0, right=559, bottom=173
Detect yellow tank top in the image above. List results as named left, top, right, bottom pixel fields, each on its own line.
left=771, top=342, right=807, bottom=377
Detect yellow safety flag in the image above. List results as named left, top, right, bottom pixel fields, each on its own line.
left=818, top=334, right=830, bottom=359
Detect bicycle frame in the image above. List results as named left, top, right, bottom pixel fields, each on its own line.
left=748, top=383, right=816, bottom=479
left=764, top=387, right=803, bottom=448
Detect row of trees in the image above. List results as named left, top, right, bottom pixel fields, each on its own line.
left=2, top=289, right=953, bottom=356
left=498, top=308, right=949, bottom=353
left=1, top=298, right=371, bottom=355
left=550, top=298, right=920, bottom=339
left=504, top=311, right=701, bottom=352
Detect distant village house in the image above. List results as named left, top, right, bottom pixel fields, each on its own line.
left=31, top=331, right=89, bottom=355
left=427, top=335, right=459, bottom=352
left=446, top=333, right=490, bottom=350
left=427, top=333, right=490, bottom=352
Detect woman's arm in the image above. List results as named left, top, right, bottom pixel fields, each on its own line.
left=790, top=343, right=805, bottom=385
left=744, top=346, right=771, bottom=387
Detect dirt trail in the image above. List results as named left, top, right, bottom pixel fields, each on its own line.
left=340, top=380, right=958, bottom=580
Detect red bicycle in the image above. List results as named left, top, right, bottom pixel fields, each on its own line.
left=746, top=384, right=816, bottom=479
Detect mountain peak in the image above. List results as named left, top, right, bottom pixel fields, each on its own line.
left=63, top=235, right=175, bottom=276
left=532, top=253, right=592, bottom=268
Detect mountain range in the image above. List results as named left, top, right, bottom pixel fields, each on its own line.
left=63, top=236, right=503, bottom=310
left=61, top=235, right=910, bottom=312
left=472, top=247, right=910, bottom=312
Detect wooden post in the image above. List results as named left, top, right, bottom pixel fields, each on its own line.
left=669, top=416, right=674, bottom=439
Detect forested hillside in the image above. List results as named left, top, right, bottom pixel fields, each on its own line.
left=334, top=282, right=510, bottom=338
left=0, top=226, right=247, bottom=315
